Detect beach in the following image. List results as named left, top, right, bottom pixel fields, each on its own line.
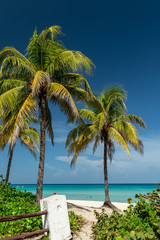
left=67, top=199, right=130, bottom=211
left=67, top=200, right=131, bottom=240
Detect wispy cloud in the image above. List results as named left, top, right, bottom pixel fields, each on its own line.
left=56, top=155, right=103, bottom=168
left=45, top=163, right=65, bottom=176
left=53, top=134, right=160, bottom=183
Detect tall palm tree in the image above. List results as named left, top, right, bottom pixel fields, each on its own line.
left=0, top=26, right=94, bottom=203
left=66, top=87, right=145, bottom=208
left=0, top=121, right=39, bottom=184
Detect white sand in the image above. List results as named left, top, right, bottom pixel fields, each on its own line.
left=67, top=200, right=132, bottom=240
left=67, top=199, right=130, bottom=211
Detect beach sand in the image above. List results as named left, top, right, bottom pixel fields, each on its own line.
left=67, top=199, right=130, bottom=211
left=26, top=200, right=130, bottom=240
left=67, top=200, right=130, bottom=240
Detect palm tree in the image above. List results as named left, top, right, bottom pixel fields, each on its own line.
left=66, top=87, right=145, bottom=208
left=0, top=26, right=94, bottom=203
left=0, top=116, right=39, bottom=184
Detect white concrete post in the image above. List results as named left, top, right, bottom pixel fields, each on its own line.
left=40, top=195, right=72, bottom=240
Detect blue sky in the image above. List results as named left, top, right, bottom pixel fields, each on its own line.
left=0, top=0, right=160, bottom=184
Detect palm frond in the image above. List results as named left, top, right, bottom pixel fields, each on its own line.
left=45, top=102, right=54, bottom=145
left=32, top=71, right=51, bottom=97
left=39, top=25, right=62, bottom=41
left=79, top=109, right=95, bottom=123
left=68, top=134, right=92, bottom=167
left=94, top=112, right=105, bottom=132
left=107, top=139, right=115, bottom=163
left=93, top=134, right=100, bottom=153
left=22, top=128, right=40, bottom=145
left=109, top=127, right=131, bottom=158
left=0, top=56, right=35, bottom=80
left=0, top=86, right=25, bottom=113
left=49, top=82, right=79, bottom=122
left=0, top=47, right=31, bottom=65
left=56, top=50, right=94, bottom=74
left=114, top=114, right=146, bottom=129
left=0, top=79, right=27, bottom=95
left=66, top=124, right=88, bottom=148
left=8, top=93, right=37, bottom=146
left=21, top=134, right=39, bottom=160
left=87, top=94, right=105, bottom=114
left=113, top=121, right=139, bottom=145
left=56, top=73, right=92, bottom=92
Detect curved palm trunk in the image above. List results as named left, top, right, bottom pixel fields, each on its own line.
left=35, top=94, right=46, bottom=204
left=103, top=136, right=118, bottom=209
left=5, top=148, right=14, bottom=184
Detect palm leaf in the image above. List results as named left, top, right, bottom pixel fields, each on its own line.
left=0, top=56, right=35, bottom=80
left=22, top=128, right=40, bottom=145
left=49, top=82, right=79, bottom=122
left=21, top=134, right=39, bottom=160
left=79, top=109, right=96, bottom=123
left=8, top=93, right=37, bottom=146
left=113, top=121, right=139, bottom=145
left=56, top=50, right=94, bottom=74
left=0, top=86, right=24, bottom=113
left=109, top=127, right=131, bottom=158
left=114, top=114, right=146, bottom=128
left=0, top=79, right=27, bottom=94
left=32, top=71, right=51, bottom=97
left=0, top=47, right=31, bottom=66
left=45, top=102, right=54, bottom=145
left=93, top=134, right=100, bottom=153
left=56, top=73, right=92, bottom=92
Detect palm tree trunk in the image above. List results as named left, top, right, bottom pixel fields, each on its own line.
left=103, top=136, right=117, bottom=209
left=35, top=94, right=46, bottom=204
left=5, top=148, right=14, bottom=184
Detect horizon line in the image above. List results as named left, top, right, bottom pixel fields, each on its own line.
left=10, top=183, right=159, bottom=185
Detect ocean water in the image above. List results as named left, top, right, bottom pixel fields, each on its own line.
left=11, top=184, right=158, bottom=203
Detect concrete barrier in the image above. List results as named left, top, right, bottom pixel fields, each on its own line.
left=40, top=195, right=72, bottom=240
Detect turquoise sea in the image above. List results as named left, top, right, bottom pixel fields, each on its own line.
left=11, top=184, right=158, bottom=203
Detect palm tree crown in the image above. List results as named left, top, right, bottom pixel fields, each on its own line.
left=66, top=86, right=145, bottom=208
left=0, top=26, right=94, bottom=203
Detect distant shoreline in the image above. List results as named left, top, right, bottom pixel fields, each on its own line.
left=11, top=183, right=159, bottom=185
left=10, top=183, right=158, bottom=203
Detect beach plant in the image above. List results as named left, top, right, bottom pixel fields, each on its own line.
left=0, top=175, right=42, bottom=238
left=0, top=175, right=85, bottom=238
left=68, top=210, right=84, bottom=234
left=91, top=185, right=160, bottom=239
left=66, top=87, right=145, bottom=208
left=0, top=25, right=94, bottom=203
left=0, top=118, right=39, bottom=184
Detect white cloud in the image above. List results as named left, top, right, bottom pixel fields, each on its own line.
left=45, top=163, right=65, bottom=176
left=54, top=134, right=160, bottom=183
left=56, top=155, right=103, bottom=168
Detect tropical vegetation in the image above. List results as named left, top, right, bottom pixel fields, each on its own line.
left=92, top=184, right=160, bottom=239
left=66, top=87, right=145, bottom=208
left=0, top=25, right=94, bottom=203
left=0, top=117, right=39, bottom=184
left=0, top=175, right=84, bottom=238
left=0, top=175, right=42, bottom=238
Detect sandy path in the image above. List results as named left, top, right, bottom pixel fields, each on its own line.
left=26, top=200, right=130, bottom=240
left=68, top=206, right=110, bottom=240
left=67, top=200, right=130, bottom=240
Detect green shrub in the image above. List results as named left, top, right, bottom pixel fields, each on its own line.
left=0, top=175, right=42, bottom=238
left=68, top=210, right=84, bottom=234
left=92, top=184, right=160, bottom=240
left=0, top=175, right=84, bottom=238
